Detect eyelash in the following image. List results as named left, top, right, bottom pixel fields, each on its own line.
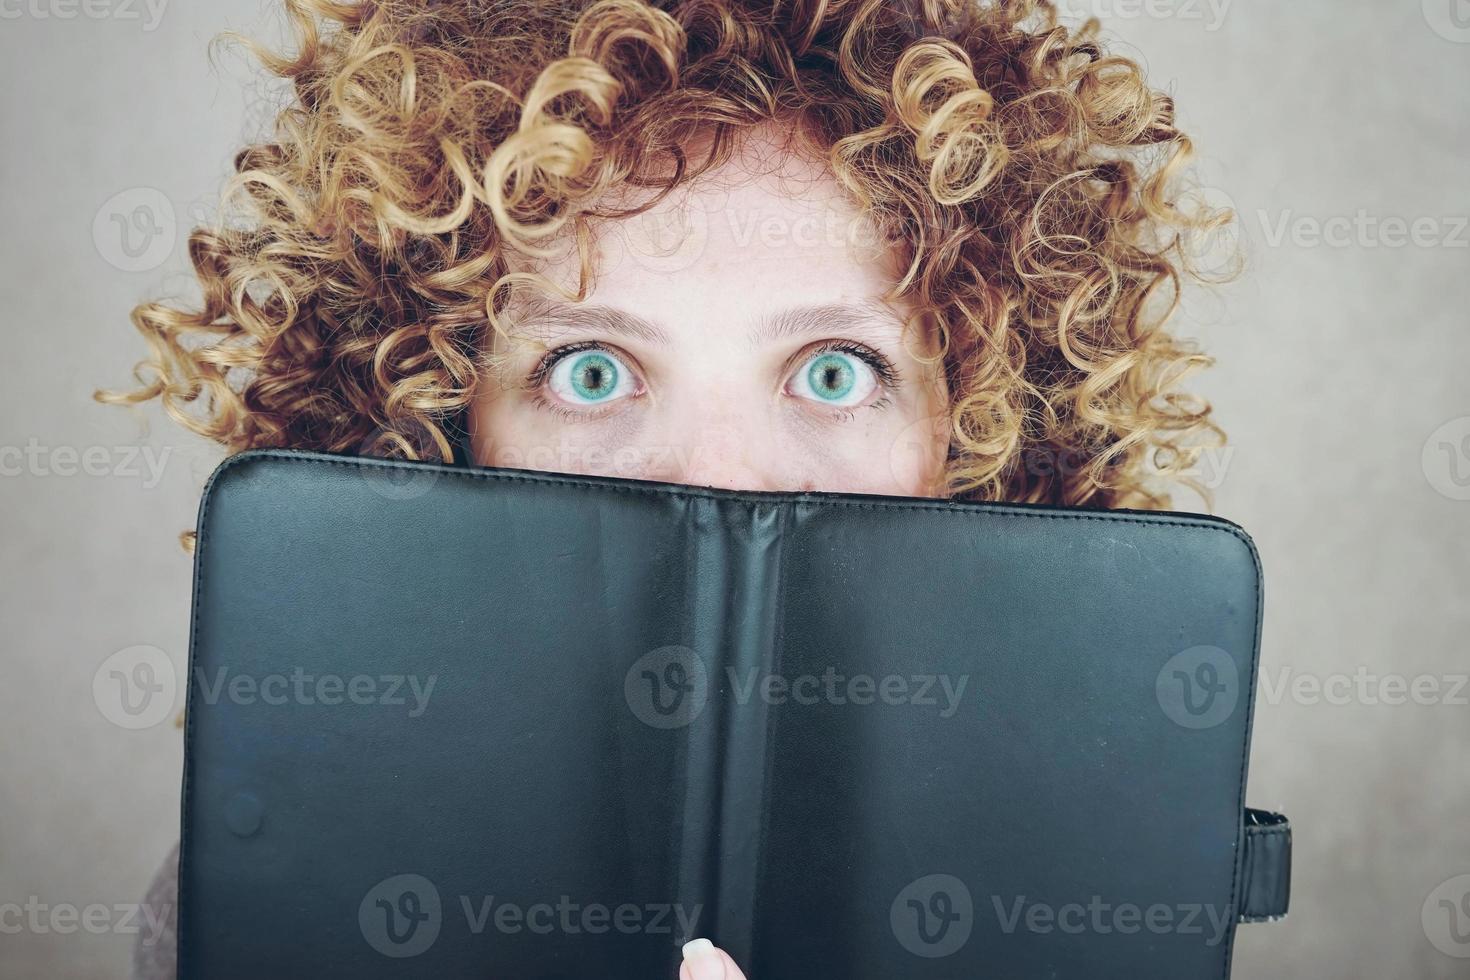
left=528, top=391, right=610, bottom=422
left=803, top=339, right=900, bottom=391
left=525, top=338, right=901, bottom=417
left=526, top=341, right=604, bottom=389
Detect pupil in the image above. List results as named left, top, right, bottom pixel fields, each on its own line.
left=571, top=353, right=617, bottom=401
left=809, top=354, right=854, bottom=401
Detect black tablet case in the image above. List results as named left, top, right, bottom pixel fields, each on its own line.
left=179, top=449, right=1290, bottom=979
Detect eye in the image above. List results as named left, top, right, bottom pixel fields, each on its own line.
left=545, top=347, right=636, bottom=406
left=789, top=349, right=881, bottom=408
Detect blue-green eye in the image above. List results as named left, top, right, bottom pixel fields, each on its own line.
left=548, top=350, right=632, bottom=405
left=791, top=351, right=877, bottom=408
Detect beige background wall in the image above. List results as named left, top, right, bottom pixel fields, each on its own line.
left=1, top=2, right=1467, bottom=977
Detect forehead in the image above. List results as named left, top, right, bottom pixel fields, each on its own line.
left=503, top=131, right=906, bottom=316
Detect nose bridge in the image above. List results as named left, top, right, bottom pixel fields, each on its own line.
left=667, top=407, right=771, bottom=491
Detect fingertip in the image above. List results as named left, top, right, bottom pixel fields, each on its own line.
left=717, top=948, right=748, bottom=980
left=679, top=937, right=749, bottom=980
left=680, top=938, right=725, bottom=980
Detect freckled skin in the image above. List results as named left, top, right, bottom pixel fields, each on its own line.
left=470, top=125, right=950, bottom=497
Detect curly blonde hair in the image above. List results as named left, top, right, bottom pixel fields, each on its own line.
left=101, top=0, right=1228, bottom=515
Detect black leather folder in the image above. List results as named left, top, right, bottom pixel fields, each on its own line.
left=179, top=449, right=1290, bottom=979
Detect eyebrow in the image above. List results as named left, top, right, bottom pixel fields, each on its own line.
left=504, top=295, right=671, bottom=345
left=750, top=300, right=908, bottom=347
left=503, top=296, right=909, bottom=347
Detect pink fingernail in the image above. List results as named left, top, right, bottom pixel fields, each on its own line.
left=681, top=938, right=726, bottom=980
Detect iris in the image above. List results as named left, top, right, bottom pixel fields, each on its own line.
left=806, top=352, right=856, bottom=402
left=567, top=352, right=618, bottom=402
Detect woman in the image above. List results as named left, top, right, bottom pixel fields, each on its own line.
left=106, top=0, right=1227, bottom=976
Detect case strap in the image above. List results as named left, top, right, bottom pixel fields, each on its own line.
left=1238, top=808, right=1291, bottom=922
